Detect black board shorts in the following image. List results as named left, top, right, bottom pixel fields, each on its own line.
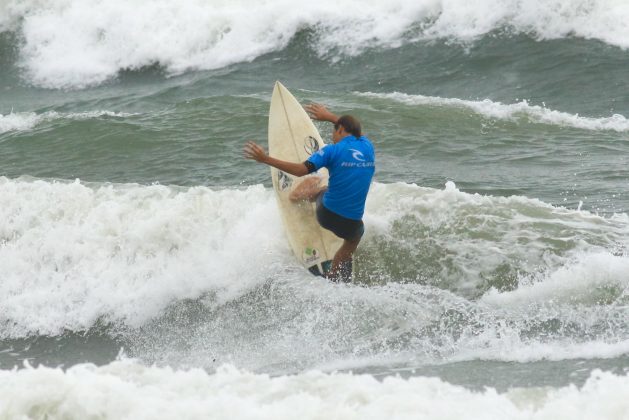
left=316, top=194, right=364, bottom=241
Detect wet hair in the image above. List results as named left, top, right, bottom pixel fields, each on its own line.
left=334, top=115, right=362, bottom=137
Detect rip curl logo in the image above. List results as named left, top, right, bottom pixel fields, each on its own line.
left=341, top=161, right=375, bottom=168
left=304, top=136, right=320, bottom=155
left=349, top=148, right=366, bottom=162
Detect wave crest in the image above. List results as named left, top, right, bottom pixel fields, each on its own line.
left=358, top=92, right=629, bottom=132
left=1, top=0, right=628, bottom=88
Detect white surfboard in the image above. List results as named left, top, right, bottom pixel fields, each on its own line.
left=268, top=81, right=343, bottom=276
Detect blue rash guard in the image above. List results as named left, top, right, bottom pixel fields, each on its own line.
left=306, top=135, right=375, bottom=220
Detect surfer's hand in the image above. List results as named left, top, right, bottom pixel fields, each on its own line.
left=244, top=141, right=268, bottom=163
left=305, top=104, right=338, bottom=123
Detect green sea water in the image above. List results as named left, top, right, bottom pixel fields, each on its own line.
left=2, top=34, right=628, bottom=212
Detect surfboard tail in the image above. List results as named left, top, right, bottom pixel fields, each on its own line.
left=307, top=260, right=330, bottom=277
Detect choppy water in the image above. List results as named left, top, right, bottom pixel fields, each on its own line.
left=1, top=0, right=628, bottom=418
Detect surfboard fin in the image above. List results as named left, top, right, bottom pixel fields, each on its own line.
left=309, top=259, right=352, bottom=283
left=308, top=264, right=323, bottom=277
left=308, top=260, right=333, bottom=278
left=321, top=260, right=333, bottom=276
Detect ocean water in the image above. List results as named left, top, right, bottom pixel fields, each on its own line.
left=1, top=0, right=628, bottom=418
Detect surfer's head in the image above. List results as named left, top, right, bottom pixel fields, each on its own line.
left=333, top=115, right=361, bottom=143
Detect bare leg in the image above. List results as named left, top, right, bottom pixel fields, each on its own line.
left=289, top=176, right=326, bottom=202
left=327, top=236, right=361, bottom=282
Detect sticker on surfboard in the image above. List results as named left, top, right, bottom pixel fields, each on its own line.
left=303, top=247, right=320, bottom=264
left=307, top=260, right=334, bottom=278
left=303, top=135, right=320, bottom=155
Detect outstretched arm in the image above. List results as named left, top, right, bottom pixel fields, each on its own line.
left=305, top=104, right=339, bottom=124
left=243, top=141, right=309, bottom=177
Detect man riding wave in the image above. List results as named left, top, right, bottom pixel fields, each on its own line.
left=244, top=104, right=375, bottom=281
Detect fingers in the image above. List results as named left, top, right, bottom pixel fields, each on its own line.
left=305, top=103, right=320, bottom=111
left=243, top=141, right=254, bottom=159
left=304, top=103, right=320, bottom=112
left=243, top=141, right=266, bottom=162
left=243, top=143, right=257, bottom=159
left=304, top=104, right=314, bottom=117
left=305, top=103, right=333, bottom=123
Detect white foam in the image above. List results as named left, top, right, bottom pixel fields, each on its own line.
left=0, top=361, right=628, bottom=420
left=436, top=250, right=629, bottom=364
left=0, top=110, right=133, bottom=134
left=0, top=111, right=42, bottom=133
left=3, top=0, right=429, bottom=88
left=2, top=176, right=628, bottom=368
left=420, top=0, right=629, bottom=48
left=358, top=92, right=629, bottom=132
left=2, top=0, right=629, bottom=88
left=452, top=339, right=629, bottom=364
left=482, top=252, right=629, bottom=307
left=364, top=181, right=629, bottom=293
left=0, top=177, right=288, bottom=338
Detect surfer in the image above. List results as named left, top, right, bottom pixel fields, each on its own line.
left=244, top=104, right=375, bottom=281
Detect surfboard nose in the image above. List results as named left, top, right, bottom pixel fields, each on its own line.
left=274, top=80, right=287, bottom=94
left=272, top=81, right=288, bottom=104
